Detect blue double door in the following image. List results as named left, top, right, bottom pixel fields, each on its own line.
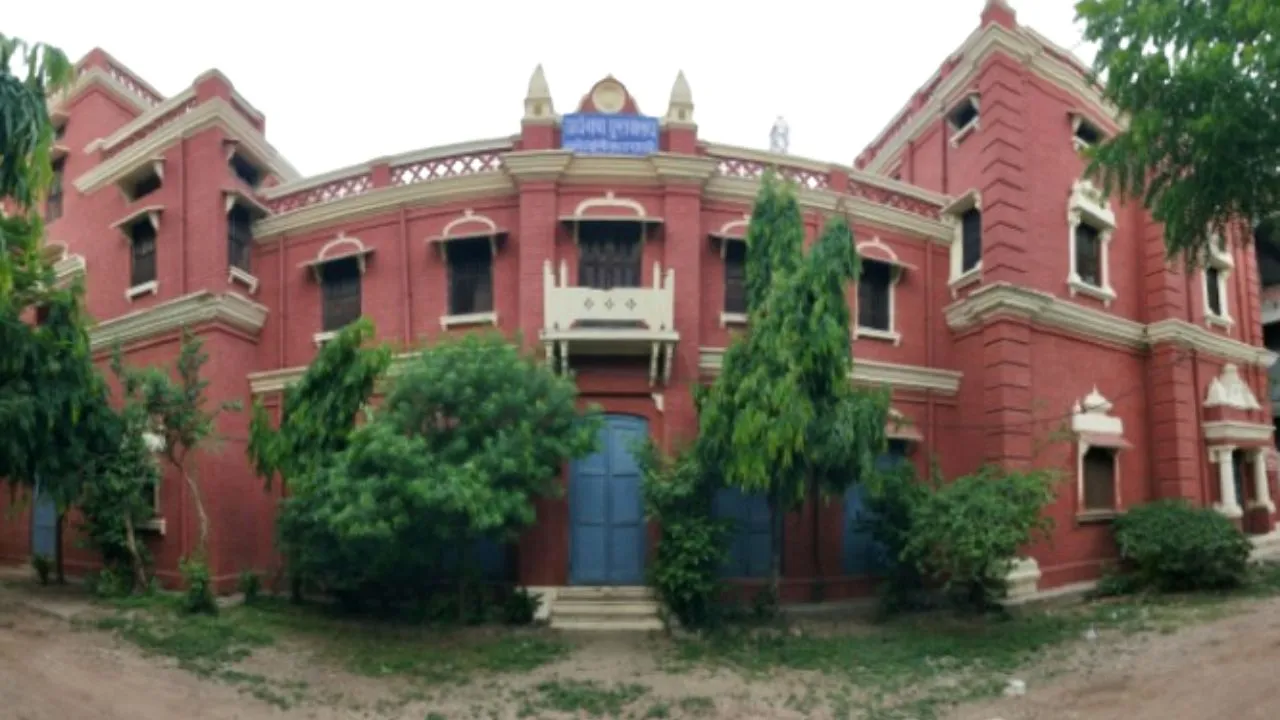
left=569, top=415, right=648, bottom=585
left=31, top=480, right=57, bottom=560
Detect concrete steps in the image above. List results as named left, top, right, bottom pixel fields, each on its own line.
left=549, top=586, right=664, bottom=632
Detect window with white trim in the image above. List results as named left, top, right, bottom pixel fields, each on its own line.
left=858, top=260, right=892, bottom=332
left=227, top=204, right=253, bottom=274
left=45, top=159, right=64, bottom=222
left=1071, top=114, right=1105, bottom=151
left=723, top=241, right=747, bottom=316
left=321, top=257, right=362, bottom=332
left=128, top=219, right=157, bottom=288
left=947, top=93, right=980, bottom=146
left=942, top=190, right=981, bottom=294
left=1071, top=387, right=1129, bottom=520
left=1066, top=179, right=1116, bottom=305
left=1204, top=235, right=1233, bottom=327
left=446, top=238, right=494, bottom=316
left=1081, top=447, right=1117, bottom=512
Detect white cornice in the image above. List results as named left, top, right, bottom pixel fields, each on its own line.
left=90, top=290, right=268, bottom=351
left=946, top=283, right=1277, bottom=368
left=54, top=254, right=86, bottom=285
left=1203, top=421, right=1274, bottom=443
left=73, top=98, right=299, bottom=195
left=863, top=24, right=1120, bottom=175
left=49, top=66, right=153, bottom=116
left=697, top=347, right=962, bottom=395
left=95, top=88, right=197, bottom=154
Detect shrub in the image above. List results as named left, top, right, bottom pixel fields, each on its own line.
left=1112, top=499, right=1251, bottom=592
left=180, top=556, right=217, bottom=615
left=640, top=444, right=730, bottom=630
left=859, top=461, right=932, bottom=613
left=502, top=587, right=541, bottom=625
left=31, top=554, right=52, bottom=586
left=237, top=570, right=262, bottom=605
left=892, top=465, right=1057, bottom=613
left=89, top=567, right=131, bottom=599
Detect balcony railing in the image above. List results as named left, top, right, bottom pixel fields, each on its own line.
left=541, top=259, right=677, bottom=386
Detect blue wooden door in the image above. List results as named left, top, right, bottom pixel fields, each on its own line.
left=714, top=487, right=773, bottom=578
left=843, top=440, right=908, bottom=575
left=31, top=482, right=57, bottom=560
left=569, top=415, right=648, bottom=585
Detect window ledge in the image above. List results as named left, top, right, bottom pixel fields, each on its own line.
left=138, top=517, right=166, bottom=535
left=856, top=327, right=902, bottom=346
left=313, top=330, right=338, bottom=347
left=228, top=266, right=259, bottom=294
left=125, top=280, right=159, bottom=301
left=440, top=311, right=498, bottom=329
left=720, top=312, right=748, bottom=327
left=1075, top=509, right=1118, bottom=525
left=1206, top=313, right=1234, bottom=330
left=1067, top=278, right=1116, bottom=306
left=948, top=266, right=982, bottom=297
left=949, top=120, right=979, bottom=148
left=1072, top=138, right=1094, bottom=153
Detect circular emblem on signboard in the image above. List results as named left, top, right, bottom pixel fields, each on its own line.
left=591, top=79, right=626, bottom=114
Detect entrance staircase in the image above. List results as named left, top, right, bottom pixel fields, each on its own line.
left=549, top=586, right=664, bottom=632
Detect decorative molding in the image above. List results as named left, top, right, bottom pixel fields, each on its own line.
left=1205, top=364, right=1262, bottom=411
left=90, top=290, right=268, bottom=351
left=1066, top=179, right=1116, bottom=307
left=1071, top=387, right=1123, bottom=435
left=49, top=66, right=154, bottom=116
left=125, top=280, right=159, bottom=300
left=1203, top=421, right=1273, bottom=443
left=74, top=97, right=299, bottom=195
left=302, top=234, right=373, bottom=278
left=440, top=311, right=498, bottom=329
left=698, top=348, right=962, bottom=395
left=561, top=191, right=660, bottom=223
left=228, top=266, right=260, bottom=294
left=946, top=283, right=1278, bottom=367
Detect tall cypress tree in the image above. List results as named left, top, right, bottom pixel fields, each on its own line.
left=696, top=173, right=889, bottom=602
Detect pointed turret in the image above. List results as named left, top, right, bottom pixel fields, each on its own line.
left=981, top=0, right=1017, bottom=29
left=664, top=71, right=694, bottom=126
left=524, top=64, right=555, bottom=122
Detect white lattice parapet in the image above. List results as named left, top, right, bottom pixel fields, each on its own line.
left=541, top=260, right=679, bottom=387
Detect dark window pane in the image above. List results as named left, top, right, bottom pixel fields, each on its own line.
left=948, top=99, right=978, bottom=130
left=858, top=260, right=892, bottom=331
left=1206, top=267, right=1223, bottom=316
left=1075, top=223, right=1102, bottom=286
left=321, top=257, right=362, bottom=331
left=447, top=239, right=494, bottom=315
left=578, top=221, right=642, bottom=289
left=130, top=221, right=157, bottom=286
left=230, top=153, right=262, bottom=187
left=132, top=172, right=161, bottom=200
left=1075, top=120, right=1102, bottom=146
left=1082, top=447, right=1116, bottom=511
left=227, top=205, right=254, bottom=272
left=45, top=160, right=64, bottom=222
left=723, top=241, right=747, bottom=314
left=961, top=208, right=982, bottom=272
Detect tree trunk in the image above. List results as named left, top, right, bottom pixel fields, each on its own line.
left=54, top=512, right=65, bottom=584
left=179, top=461, right=210, bottom=559
left=768, top=488, right=783, bottom=611
left=809, top=475, right=824, bottom=603
left=123, top=515, right=148, bottom=591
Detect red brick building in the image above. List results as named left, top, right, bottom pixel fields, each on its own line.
left=5, top=0, right=1279, bottom=604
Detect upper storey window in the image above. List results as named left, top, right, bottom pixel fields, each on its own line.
left=854, top=239, right=911, bottom=346
left=1071, top=112, right=1107, bottom=152
left=947, top=93, right=980, bottom=147
left=304, top=235, right=373, bottom=344
left=723, top=241, right=747, bottom=317
left=228, top=147, right=266, bottom=189
left=45, top=159, right=64, bottom=223
left=129, top=219, right=157, bottom=290
left=1204, top=233, right=1234, bottom=329
left=118, top=159, right=164, bottom=203
left=1066, top=179, right=1117, bottom=306
left=942, top=190, right=981, bottom=296
left=578, top=221, right=643, bottom=290
left=446, top=238, right=494, bottom=317
left=223, top=190, right=269, bottom=293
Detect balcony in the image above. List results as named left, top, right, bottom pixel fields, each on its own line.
left=541, top=260, right=678, bottom=386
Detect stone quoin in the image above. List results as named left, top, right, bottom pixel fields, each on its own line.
left=6, top=0, right=1279, bottom=602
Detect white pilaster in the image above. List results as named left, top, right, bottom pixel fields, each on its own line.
left=1252, top=448, right=1276, bottom=513
left=1214, top=446, right=1243, bottom=518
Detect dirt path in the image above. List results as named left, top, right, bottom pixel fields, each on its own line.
left=949, top=597, right=1280, bottom=720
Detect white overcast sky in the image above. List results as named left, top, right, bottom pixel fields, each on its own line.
left=8, top=0, right=1091, bottom=178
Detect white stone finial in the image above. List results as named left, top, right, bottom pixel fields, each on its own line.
left=665, top=71, right=694, bottom=125
left=1072, top=387, right=1122, bottom=435
left=524, top=64, right=554, bottom=122
left=1082, top=386, right=1111, bottom=413
left=770, top=116, right=790, bottom=154
left=1205, top=363, right=1262, bottom=410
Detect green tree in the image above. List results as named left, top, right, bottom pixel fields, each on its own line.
left=111, top=329, right=238, bottom=559
left=1076, top=0, right=1280, bottom=265
left=279, top=333, right=599, bottom=611
left=696, top=174, right=890, bottom=602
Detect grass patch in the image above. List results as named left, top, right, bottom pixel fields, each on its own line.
left=516, top=679, right=649, bottom=717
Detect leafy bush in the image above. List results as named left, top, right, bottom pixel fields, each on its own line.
left=859, top=460, right=932, bottom=613
left=180, top=557, right=217, bottom=615
left=89, top=567, right=131, bottom=599
left=640, top=444, right=729, bottom=629
left=31, top=554, right=52, bottom=585
left=238, top=570, right=262, bottom=605
left=502, top=587, right=541, bottom=625
left=1112, top=499, right=1251, bottom=592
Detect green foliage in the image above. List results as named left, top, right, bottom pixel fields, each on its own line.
left=88, top=567, right=132, bottom=599
left=501, top=587, right=541, bottom=626
left=859, top=460, right=932, bottom=613
left=528, top=680, right=649, bottom=718
left=278, top=332, right=598, bottom=608
left=180, top=556, right=218, bottom=615
left=0, top=33, right=72, bottom=209
left=1112, top=499, right=1252, bottom=592
left=238, top=570, right=262, bottom=605
left=1076, top=0, right=1280, bottom=265
left=897, top=466, right=1058, bottom=612
left=112, top=328, right=238, bottom=555
left=639, top=443, right=729, bottom=629
left=31, top=553, right=51, bottom=585
left=695, top=171, right=890, bottom=599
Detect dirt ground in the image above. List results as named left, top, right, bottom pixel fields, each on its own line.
left=2, top=582, right=1279, bottom=720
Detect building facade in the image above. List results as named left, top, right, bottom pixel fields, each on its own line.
left=4, top=0, right=1278, bottom=601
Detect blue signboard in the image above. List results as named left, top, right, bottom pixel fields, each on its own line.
left=561, top=113, right=660, bottom=156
